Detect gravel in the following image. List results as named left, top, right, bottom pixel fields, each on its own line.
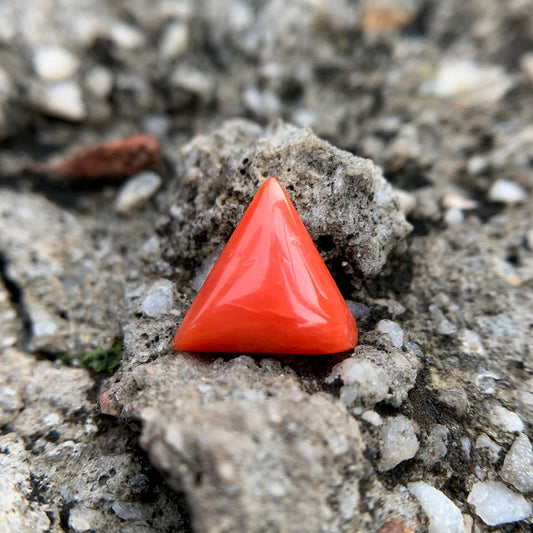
left=488, top=179, right=527, bottom=204
left=33, top=46, right=80, bottom=81
left=467, top=481, right=532, bottom=526
left=115, top=171, right=162, bottom=215
left=378, top=415, right=419, bottom=471
left=409, top=481, right=464, bottom=533
left=140, top=280, right=174, bottom=317
left=1, top=0, right=533, bottom=531
left=500, top=433, right=533, bottom=493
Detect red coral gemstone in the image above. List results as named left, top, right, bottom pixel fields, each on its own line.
left=173, top=177, right=357, bottom=354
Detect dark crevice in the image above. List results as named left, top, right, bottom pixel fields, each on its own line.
left=0, top=252, right=32, bottom=348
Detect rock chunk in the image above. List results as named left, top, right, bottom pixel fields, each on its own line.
left=378, top=415, right=419, bottom=471
left=500, top=433, right=533, bottom=493
left=467, top=481, right=532, bottom=526
left=161, top=119, right=411, bottom=281
left=105, top=354, right=367, bottom=533
left=327, top=344, right=420, bottom=408
left=408, top=482, right=464, bottom=533
left=0, top=191, right=124, bottom=354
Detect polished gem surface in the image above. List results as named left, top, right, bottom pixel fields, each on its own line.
left=173, top=177, right=357, bottom=354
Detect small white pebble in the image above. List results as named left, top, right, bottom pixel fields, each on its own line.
left=38, top=82, right=86, bottom=121
left=488, top=179, right=527, bottom=204
left=421, top=59, right=512, bottom=106
left=33, top=46, right=80, bottom=81
left=378, top=415, right=419, bottom=471
left=492, top=404, right=524, bottom=433
left=467, top=155, right=489, bottom=175
left=376, top=319, right=404, bottom=348
left=442, top=193, right=477, bottom=210
left=360, top=410, right=382, bottom=426
left=69, top=505, right=105, bottom=532
left=160, top=21, right=189, bottom=58
left=110, top=22, right=145, bottom=49
left=141, top=280, right=174, bottom=317
left=500, top=433, right=533, bottom=493
left=476, top=373, right=500, bottom=395
left=467, top=481, right=532, bottom=526
left=457, top=329, right=485, bottom=355
left=409, top=481, right=464, bottom=533
left=444, top=207, right=464, bottom=226
left=85, top=66, right=113, bottom=98
left=115, top=171, right=162, bottom=215
left=171, top=65, right=213, bottom=97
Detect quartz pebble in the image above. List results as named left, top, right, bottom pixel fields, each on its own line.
left=115, top=171, right=162, bottom=215
left=378, top=415, right=419, bottom=471
left=68, top=505, right=105, bottom=532
left=160, top=22, right=189, bottom=58
left=85, top=66, right=113, bottom=99
left=33, top=46, right=80, bottom=81
left=141, top=280, right=174, bottom=317
left=110, top=22, right=145, bottom=49
left=421, top=59, right=512, bottom=106
left=488, top=179, right=527, bottom=204
left=327, top=346, right=418, bottom=408
left=111, top=501, right=149, bottom=521
left=467, top=481, right=532, bottom=526
left=500, top=433, right=533, bottom=493
left=37, top=82, right=86, bottom=121
left=457, top=329, right=485, bottom=356
left=408, top=482, right=464, bottom=533
left=443, top=208, right=464, bottom=226
left=476, top=373, right=500, bottom=395
left=492, top=405, right=524, bottom=433
left=376, top=319, right=404, bottom=349
left=441, top=193, right=477, bottom=210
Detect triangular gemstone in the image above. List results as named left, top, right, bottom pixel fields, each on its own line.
left=173, top=177, right=357, bottom=354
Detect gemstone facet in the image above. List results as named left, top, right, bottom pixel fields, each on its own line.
left=173, top=177, right=357, bottom=354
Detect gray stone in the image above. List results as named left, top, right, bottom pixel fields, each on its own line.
left=115, top=171, right=162, bottom=215
left=141, top=280, right=174, bottom=317
left=327, top=345, right=420, bottom=408
left=378, top=415, right=419, bottom=471
left=32, top=81, right=86, bottom=121
left=408, top=482, right=464, bottom=533
left=376, top=319, right=404, bottom=349
left=69, top=506, right=105, bottom=532
left=488, top=179, right=527, bottom=204
left=33, top=46, right=80, bottom=81
left=467, top=481, right=532, bottom=526
left=419, top=425, right=449, bottom=468
left=160, top=119, right=411, bottom=281
left=500, top=433, right=533, bottom=493
left=0, top=191, right=124, bottom=355
left=100, top=355, right=369, bottom=533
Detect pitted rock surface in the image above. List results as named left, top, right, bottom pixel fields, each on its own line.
left=158, top=120, right=411, bottom=282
